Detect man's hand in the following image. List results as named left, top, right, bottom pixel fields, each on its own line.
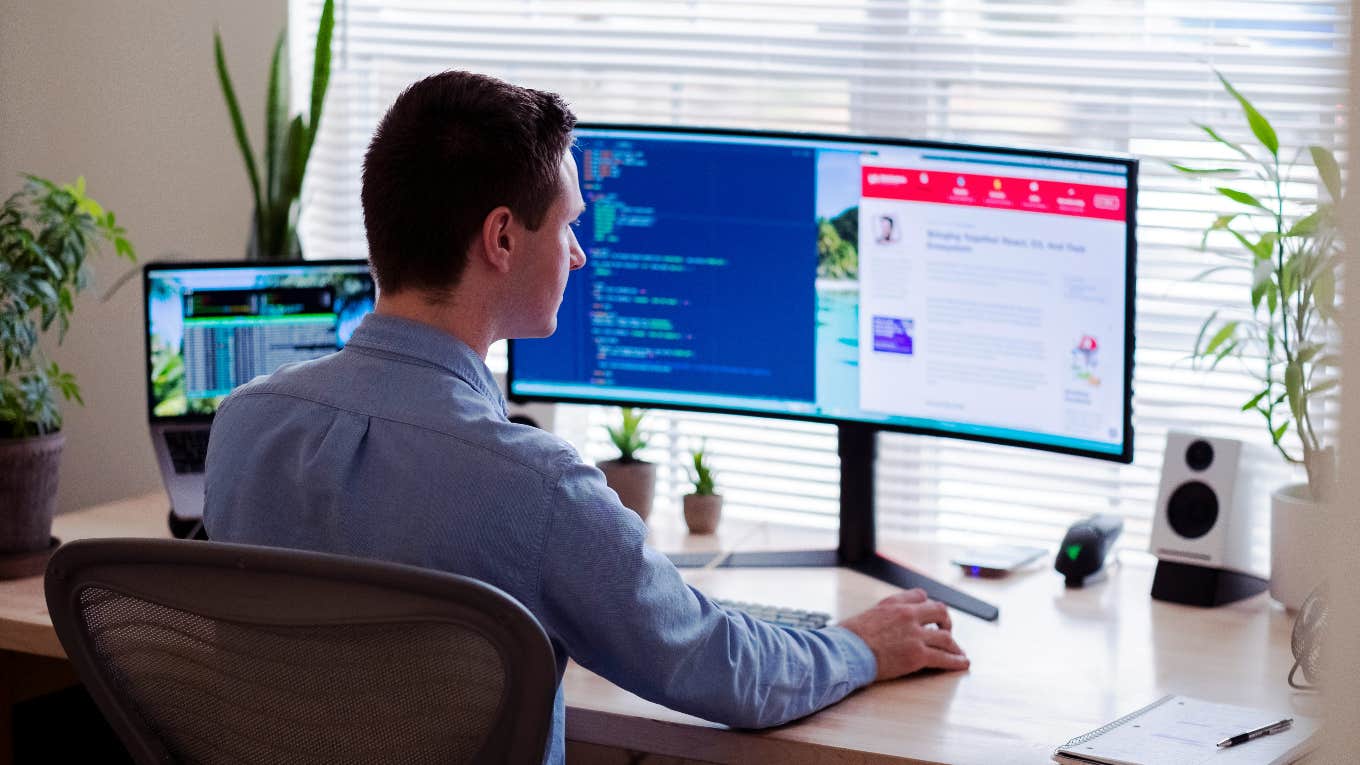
left=839, top=588, right=970, bottom=681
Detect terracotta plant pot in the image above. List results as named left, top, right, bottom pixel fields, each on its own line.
left=598, top=459, right=656, bottom=521
left=1270, top=483, right=1327, bottom=610
left=683, top=493, right=723, bottom=534
left=0, top=431, right=64, bottom=554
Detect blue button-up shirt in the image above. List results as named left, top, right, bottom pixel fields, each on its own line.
left=204, top=313, right=877, bottom=763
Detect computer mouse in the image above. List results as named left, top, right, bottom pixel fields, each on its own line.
left=1054, top=514, right=1123, bottom=587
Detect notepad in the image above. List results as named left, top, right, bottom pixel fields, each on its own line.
left=1053, top=695, right=1320, bottom=765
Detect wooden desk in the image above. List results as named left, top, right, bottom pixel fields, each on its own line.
left=1, top=495, right=1319, bottom=764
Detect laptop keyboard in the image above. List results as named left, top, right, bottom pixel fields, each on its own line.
left=714, top=598, right=832, bottom=630
left=164, top=430, right=210, bottom=474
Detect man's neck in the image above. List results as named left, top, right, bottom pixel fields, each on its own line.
left=374, top=290, right=495, bottom=359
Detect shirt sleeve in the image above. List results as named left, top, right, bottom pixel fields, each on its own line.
left=534, top=459, right=878, bottom=729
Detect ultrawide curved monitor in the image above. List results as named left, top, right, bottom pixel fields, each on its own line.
left=509, top=125, right=1136, bottom=463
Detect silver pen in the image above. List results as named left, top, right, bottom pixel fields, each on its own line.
left=1216, top=718, right=1293, bottom=748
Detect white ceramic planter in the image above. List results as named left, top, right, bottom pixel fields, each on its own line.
left=1270, top=483, right=1327, bottom=610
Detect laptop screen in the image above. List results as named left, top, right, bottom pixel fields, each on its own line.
left=144, top=261, right=376, bottom=420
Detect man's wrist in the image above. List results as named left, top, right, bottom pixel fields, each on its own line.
left=822, top=624, right=878, bottom=687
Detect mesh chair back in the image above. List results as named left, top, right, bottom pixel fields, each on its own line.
left=45, top=538, right=556, bottom=765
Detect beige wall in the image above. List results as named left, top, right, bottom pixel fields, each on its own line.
left=1322, top=16, right=1360, bottom=760
left=0, top=0, right=286, bottom=512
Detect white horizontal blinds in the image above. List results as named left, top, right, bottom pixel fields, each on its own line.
left=291, top=0, right=1349, bottom=566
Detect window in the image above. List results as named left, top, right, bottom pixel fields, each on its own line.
left=292, top=0, right=1348, bottom=565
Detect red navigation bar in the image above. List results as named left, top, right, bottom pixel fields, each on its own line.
left=862, top=166, right=1127, bottom=222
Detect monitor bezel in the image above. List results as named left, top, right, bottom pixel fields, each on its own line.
left=143, top=258, right=372, bottom=424
left=508, top=124, right=1137, bottom=464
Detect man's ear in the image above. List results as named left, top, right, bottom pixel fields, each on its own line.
left=478, top=206, right=515, bottom=274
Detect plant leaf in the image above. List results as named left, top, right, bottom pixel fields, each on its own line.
left=1297, top=343, right=1325, bottom=365
left=1314, top=267, right=1336, bottom=321
left=1191, top=264, right=1247, bottom=282
left=1252, top=232, right=1277, bottom=261
left=1196, top=122, right=1253, bottom=162
left=1309, top=145, right=1342, bottom=202
left=1217, top=70, right=1279, bottom=157
left=1200, top=213, right=1240, bottom=250
left=1224, top=227, right=1257, bottom=258
left=1251, top=248, right=1273, bottom=286
left=1285, top=360, right=1304, bottom=420
left=1311, top=378, right=1339, bottom=396
left=1281, top=252, right=1299, bottom=297
left=1170, top=163, right=1240, bottom=176
left=1285, top=210, right=1321, bottom=238
left=214, top=29, right=264, bottom=222
left=1204, top=321, right=1238, bottom=356
left=1210, top=340, right=1237, bottom=370
left=265, top=30, right=288, bottom=209
left=306, top=0, right=336, bottom=158
left=1241, top=390, right=1267, bottom=411
left=1192, top=310, right=1219, bottom=358
left=1216, top=186, right=1270, bottom=213
left=1273, top=420, right=1290, bottom=443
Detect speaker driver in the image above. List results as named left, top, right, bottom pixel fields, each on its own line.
left=1167, top=481, right=1218, bottom=538
left=1185, top=439, right=1215, bottom=471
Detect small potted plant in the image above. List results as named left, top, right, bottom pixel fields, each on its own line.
left=1171, top=71, right=1340, bottom=608
left=683, top=441, right=722, bottom=534
left=0, top=175, right=134, bottom=576
left=598, top=407, right=655, bottom=521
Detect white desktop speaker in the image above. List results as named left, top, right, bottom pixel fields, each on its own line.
left=1148, top=432, right=1267, bottom=606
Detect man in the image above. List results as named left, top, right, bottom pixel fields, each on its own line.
left=205, top=70, right=968, bottom=763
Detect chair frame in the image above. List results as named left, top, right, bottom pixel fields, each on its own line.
left=45, top=537, right=557, bottom=764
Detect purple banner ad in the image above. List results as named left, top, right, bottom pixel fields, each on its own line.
left=873, top=316, right=914, bottom=355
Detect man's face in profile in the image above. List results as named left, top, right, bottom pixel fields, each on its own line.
left=878, top=216, right=893, bottom=242
left=509, top=152, right=588, bottom=339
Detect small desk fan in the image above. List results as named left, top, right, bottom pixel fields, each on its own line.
left=1289, top=583, right=1328, bottom=690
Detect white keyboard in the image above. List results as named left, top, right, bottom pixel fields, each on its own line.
left=714, top=598, right=832, bottom=629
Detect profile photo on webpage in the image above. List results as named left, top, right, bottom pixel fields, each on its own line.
left=875, top=214, right=898, bottom=245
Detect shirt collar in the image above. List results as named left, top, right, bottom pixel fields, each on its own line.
left=345, top=313, right=507, bottom=415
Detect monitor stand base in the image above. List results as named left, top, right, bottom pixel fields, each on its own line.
left=668, top=549, right=1000, bottom=622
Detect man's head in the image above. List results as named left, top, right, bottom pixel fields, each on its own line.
left=361, top=71, right=580, bottom=300
left=878, top=215, right=894, bottom=240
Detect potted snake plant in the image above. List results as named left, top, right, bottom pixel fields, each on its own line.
left=214, top=0, right=334, bottom=260
left=0, top=175, right=134, bottom=576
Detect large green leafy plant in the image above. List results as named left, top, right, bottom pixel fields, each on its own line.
left=214, top=0, right=335, bottom=261
left=1173, top=72, right=1342, bottom=500
left=0, top=176, right=134, bottom=438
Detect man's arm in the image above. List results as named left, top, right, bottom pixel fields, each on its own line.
left=534, top=461, right=966, bottom=728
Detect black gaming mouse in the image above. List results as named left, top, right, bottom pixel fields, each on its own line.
left=1054, top=514, right=1124, bottom=587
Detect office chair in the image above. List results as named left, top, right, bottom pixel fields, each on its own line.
left=44, top=538, right=557, bottom=765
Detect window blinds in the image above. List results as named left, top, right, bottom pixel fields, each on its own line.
left=291, top=0, right=1349, bottom=566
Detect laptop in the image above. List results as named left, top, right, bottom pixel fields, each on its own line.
left=144, top=260, right=377, bottom=519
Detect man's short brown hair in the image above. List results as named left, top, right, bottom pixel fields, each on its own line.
left=361, top=71, right=576, bottom=294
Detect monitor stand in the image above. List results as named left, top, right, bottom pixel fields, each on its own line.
left=668, top=422, right=1000, bottom=621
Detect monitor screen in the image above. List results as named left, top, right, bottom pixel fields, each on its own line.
left=144, top=260, right=375, bottom=420
left=511, top=126, right=1137, bottom=462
